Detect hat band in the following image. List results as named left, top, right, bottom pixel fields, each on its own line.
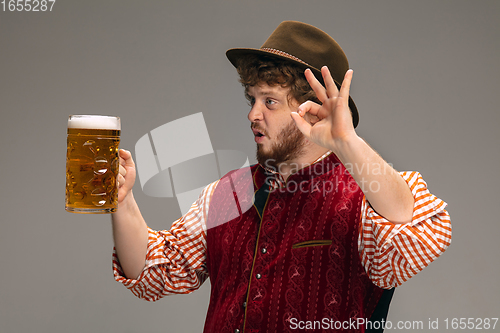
left=261, top=48, right=312, bottom=67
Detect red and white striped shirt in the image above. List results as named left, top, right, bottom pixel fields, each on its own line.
left=113, top=156, right=451, bottom=301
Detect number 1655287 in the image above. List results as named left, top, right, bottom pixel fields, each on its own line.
left=1, top=0, right=56, bottom=12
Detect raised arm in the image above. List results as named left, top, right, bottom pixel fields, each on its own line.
left=292, top=67, right=414, bottom=224
left=111, top=149, right=149, bottom=279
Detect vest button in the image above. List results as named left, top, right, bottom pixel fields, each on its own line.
left=242, top=301, right=247, bottom=308
left=261, top=248, right=267, bottom=254
left=256, top=273, right=262, bottom=279
left=234, top=329, right=240, bottom=333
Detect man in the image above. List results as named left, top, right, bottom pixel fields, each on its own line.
left=112, top=21, right=451, bottom=332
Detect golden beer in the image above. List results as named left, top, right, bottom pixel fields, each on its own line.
left=65, top=115, right=121, bottom=213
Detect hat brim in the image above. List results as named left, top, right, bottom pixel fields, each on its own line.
left=226, top=48, right=359, bottom=128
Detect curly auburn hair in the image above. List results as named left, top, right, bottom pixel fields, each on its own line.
left=236, top=54, right=320, bottom=106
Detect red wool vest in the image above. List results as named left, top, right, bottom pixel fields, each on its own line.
left=204, top=153, right=385, bottom=333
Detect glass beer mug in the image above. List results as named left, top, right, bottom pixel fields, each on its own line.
left=65, top=115, right=121, bottom=213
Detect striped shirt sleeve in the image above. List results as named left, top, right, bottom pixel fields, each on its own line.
left=112, top=180, right=219, bottom=301
left=359, top=171, right=452, bottom=289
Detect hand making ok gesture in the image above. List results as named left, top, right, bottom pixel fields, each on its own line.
left=292, top=66, right=415, bottom=223
left=291, top=66, right=357, bottom=153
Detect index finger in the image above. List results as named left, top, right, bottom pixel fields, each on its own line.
left=118, top=149, right=134, bottom=167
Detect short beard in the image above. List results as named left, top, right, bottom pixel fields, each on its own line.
left=256, top=121, right=307, bottom=172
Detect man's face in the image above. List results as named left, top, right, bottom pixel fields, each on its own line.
left=247, top=83, right=307, bottom=170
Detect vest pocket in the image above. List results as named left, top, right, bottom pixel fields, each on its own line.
left=292, top=240, right=333, bottom=249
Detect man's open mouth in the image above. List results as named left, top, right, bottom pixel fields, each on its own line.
left=252, top=128, right=265, bottom=137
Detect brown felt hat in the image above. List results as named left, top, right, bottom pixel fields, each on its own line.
left=226, top=20, right=359, bottom=127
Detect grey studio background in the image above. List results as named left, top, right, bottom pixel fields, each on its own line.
left=1, top=0, right=499, bottom=332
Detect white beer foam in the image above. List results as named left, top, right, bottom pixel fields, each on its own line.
left=68, top=115, right=121, bottom=130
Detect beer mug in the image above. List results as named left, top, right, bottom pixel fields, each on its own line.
left=65, top=115, right=121, bottom=213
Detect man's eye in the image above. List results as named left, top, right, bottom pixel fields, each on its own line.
left=266, top=99, right=276, bottom=106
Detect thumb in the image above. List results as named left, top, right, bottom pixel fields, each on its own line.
left=291, top=112, right=312, bottom=139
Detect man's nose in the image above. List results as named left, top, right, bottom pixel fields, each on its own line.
left=248, top=103, right=263, bottom=122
